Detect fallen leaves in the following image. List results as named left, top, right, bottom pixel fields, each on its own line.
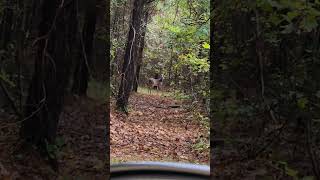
left=111, top=93, right=209, bottom=164
left=0, top=96, right=108, bottom=179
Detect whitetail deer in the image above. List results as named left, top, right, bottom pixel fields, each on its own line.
left=148, top=75, right=163, bottom=94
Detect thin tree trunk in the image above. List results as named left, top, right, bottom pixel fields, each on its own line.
left=15, top=0, right=27, bottom=115
left=133, top=11, right=149, bottom=92
left=168, top=50, right=174, bottom=85
left=116, top=0, right=145, bottom=111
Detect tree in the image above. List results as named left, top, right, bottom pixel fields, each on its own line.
left=72, top=0, right=97, bottom=96
left=93, top=0, right=109, bottom=82
left=133, top=10, right=150, bottom=92
left=116, top=0, right=145, bottom=111
left=20, top=0, right=78, bottom=166
left=0, top=0, right=14, bottom=50
left=0, top=0, right=38, bottom=115
left=138, top=0, right=209, bottom=100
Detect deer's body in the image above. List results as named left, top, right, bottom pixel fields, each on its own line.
left=148, top=75, right=163, bottom=93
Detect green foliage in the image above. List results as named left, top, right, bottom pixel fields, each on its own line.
left=202, top=42, right=210, bottom=49
left=190, top=104, right=209, bottom=152
left=274, top=161, right=299, bottom=179
left=0, top=70, right=15, bottom=87
left=87, top=80, right=109, bottom=101
left=213, top=0, right=320, bottom=120
left=173, top=90, right=192, bottom=101
left=195, top=111, right=209, bottom=130
left=302, top=176, right=316, bottom=180
left=213, top=0, right=320, bottom=176
left=45, top=137, right=66, bottom=159
left=141, top=0, right=210, bottom=100
left=192, top=137, right=209, bottom=152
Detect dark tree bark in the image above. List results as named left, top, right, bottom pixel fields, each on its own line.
left=14, top=0, right=27, bottom=115
left=95, top=0, right=110, bottom=175
left=0, top=0, right=14, bottom=50
left=132, top=63, right=141, bottom=92
left=20, top=0, right=77, bottom=160
left=0, top=0, right=38, bottom=114
left=110, top=2, right=122, bottom=79
left=72, top=0, right=97, bottom=95
left=167, top=50, right=174, bottom=85
left=210, top=1, right=216, bottom=176
left=133, top=11, right=149, bottom=92
left=116, top=0, right=145, bottom=111
left=92, top=0, right=109, bottom=82
left=0, top=0, right=15, bottom=91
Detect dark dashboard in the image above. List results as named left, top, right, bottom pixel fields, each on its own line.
left=110, top=162, right=210, bottom=180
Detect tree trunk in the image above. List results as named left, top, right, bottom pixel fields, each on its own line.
left=72, top=0, right=97, bottom=96
left=96, top=0, right=110, bottom=175
left=92, top=0, right=109, bottom=82
left=133, top=11, right=149, bottom=92
left=133, top=65, right=141, bottom=92
left=20, top=0, right=77, bottom=160
left=116, top=0, right=145, bottom=111
left=0, top=0, right=14, bottom=109
left=0, top=0, right=14, bottom=49
left=168, top=50, right=174, bottom=85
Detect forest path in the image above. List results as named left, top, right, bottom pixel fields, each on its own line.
left=111, top=90, right=209, bottom=164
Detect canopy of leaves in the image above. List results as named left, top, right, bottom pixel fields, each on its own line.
left=142, top=0, right=210, bottom=98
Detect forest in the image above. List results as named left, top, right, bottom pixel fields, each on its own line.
left=211, top=0, right=320, bottom=179
left=0, top=0, right=109, bottom=178
left=110, top=0, right=210, bottom=165
left=0, top=0, right=210, bottom=178
left=0, top=0, right=320, bottom=179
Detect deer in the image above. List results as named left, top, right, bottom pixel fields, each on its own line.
left=148, top=74, right=163, bottom=94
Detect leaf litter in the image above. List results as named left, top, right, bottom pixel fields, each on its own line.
left=0, top=95, right=108, bottom=179
left=111, top=92, right=209, bottom=164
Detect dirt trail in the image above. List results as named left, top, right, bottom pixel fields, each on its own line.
left=111, top=92, right=209, bottom=164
